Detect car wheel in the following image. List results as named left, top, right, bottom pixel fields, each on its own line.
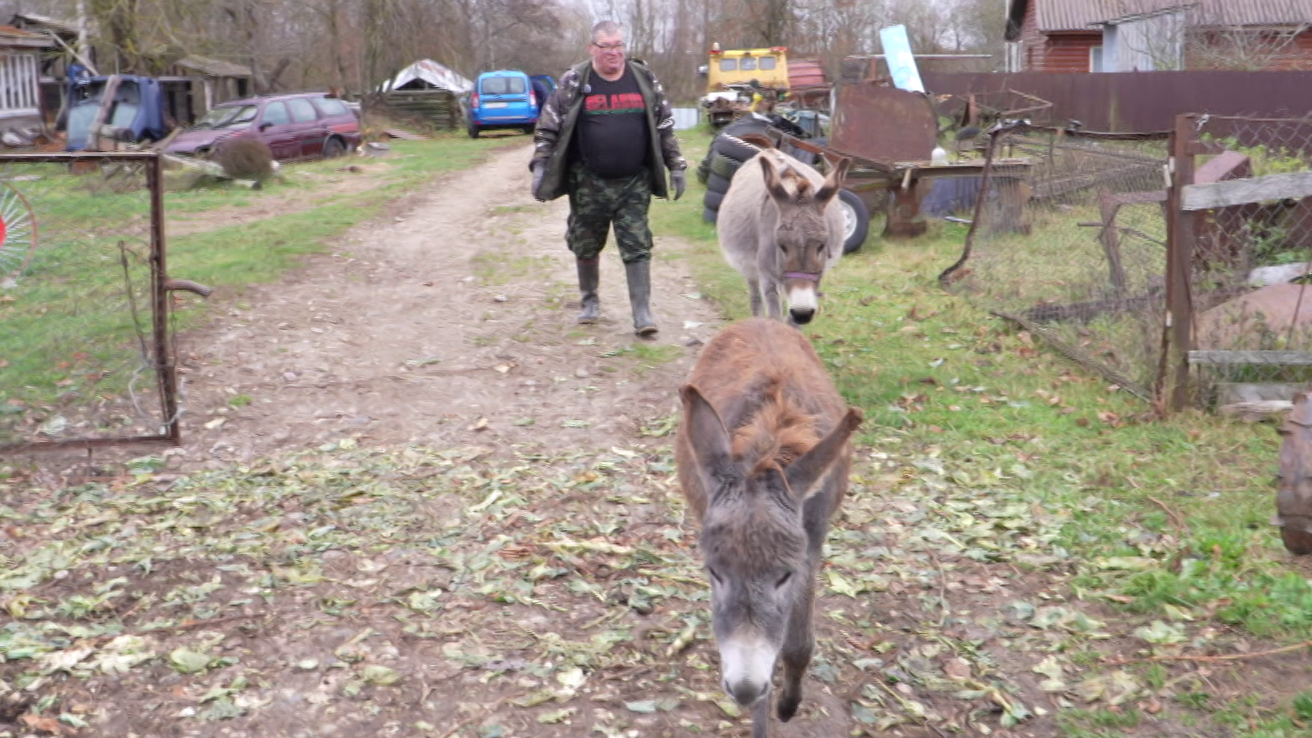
left=522, top=125, right=536, bottom=135
left=467, top=124, right=480, bottom=139
left=837, top=188, right=871, bottom=254
left=322, top=137, right=347, bottom=158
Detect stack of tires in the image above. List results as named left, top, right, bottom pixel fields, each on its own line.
left=697, top=116, right=771, bottom=226
left=696, top=116, right=872, bottom=254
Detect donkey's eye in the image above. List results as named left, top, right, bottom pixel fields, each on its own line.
left=775, top=571, right=793, bottom=588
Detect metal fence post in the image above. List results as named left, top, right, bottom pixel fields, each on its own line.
left=147, top=152, right=180, bottom=443
left=1164, top=114, right=1198, bottom=412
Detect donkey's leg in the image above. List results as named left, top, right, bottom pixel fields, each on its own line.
left=751, top=693, right=772, bottom=738
left=748, top=277, right=764, bottom=317
left=776, top=572, right=815, bottom=722
left=780, top=493, right=831, bottom=722
left=762, top=280, right=784, bottom=321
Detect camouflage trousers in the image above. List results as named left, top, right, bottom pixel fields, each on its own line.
left=566, top=162, right=654, bottom=264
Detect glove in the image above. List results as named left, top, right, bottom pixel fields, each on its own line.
left=531, top=163, right=545, bottom=201
left=670, top=169, right=686, bottom=201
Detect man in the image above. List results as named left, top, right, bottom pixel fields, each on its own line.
left=529, top=20, right=687, bottom=336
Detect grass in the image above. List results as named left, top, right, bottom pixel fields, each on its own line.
left=655, top=123, right=1312, bottom=736
left=0, top=134, right=524, bottom=446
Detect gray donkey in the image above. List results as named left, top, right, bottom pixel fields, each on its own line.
left=716, top=139, right=851, bottom=325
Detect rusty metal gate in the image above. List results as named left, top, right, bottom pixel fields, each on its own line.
left=0, top=152, right=203, bottom=453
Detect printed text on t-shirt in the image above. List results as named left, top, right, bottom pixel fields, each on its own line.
left=585, top=92, right=644, bottom=114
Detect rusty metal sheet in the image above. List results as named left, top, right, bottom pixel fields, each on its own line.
left=829, top=83, right=937, bottom=165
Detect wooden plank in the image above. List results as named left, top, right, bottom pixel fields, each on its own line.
left=1188, top=350, right=1312, bottom=365
left=383, top=128, right=428, bottom=141
left=1183, top=170, right=1312, bottom=211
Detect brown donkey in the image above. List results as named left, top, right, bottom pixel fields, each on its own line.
left=676, top=318, right=863, bottom=737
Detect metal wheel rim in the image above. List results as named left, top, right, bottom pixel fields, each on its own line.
left=839, top=198, right=858, bottom=242
left=0, top=180, right=37, bottom=280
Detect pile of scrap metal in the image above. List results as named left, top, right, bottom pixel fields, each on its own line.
left=61, top=68, right=170, bottom=153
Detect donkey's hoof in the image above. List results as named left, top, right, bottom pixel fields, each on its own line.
left=776, top=692, right=801, bottom=722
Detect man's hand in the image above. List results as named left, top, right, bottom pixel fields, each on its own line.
left=531, top=163, right=545, bottom=200
left=670, top=169, right=686, bottom=201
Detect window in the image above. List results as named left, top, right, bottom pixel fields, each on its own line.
left=0, top=52, right=39, bottom=116
left=1090, top=45, right=1103, bottom=72
left=481, top=76, right=526, bottom=95
left=261, top=102, right=291, bottom=126
left=740, top=57, right=757, bottom=71
left=315, top=97, right=350, bottom=116
left=719, top=59, right=738, bottom=72
left=759, top=57, right=777, bottom=70
left=287, top=98, right=319, bottom=122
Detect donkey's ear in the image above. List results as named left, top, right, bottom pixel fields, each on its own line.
left=814, top=157, right=851, bottom=206
left=680, top=384, right=735, bottom=474
left=759, top=155, right=791, bottom=202
left=785, top=408, right=863, bottom=499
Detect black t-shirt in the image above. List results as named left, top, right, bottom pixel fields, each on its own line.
left=576, top=65, right=649, bottom=179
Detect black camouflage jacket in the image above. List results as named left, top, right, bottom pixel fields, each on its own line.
left=530, top=58, right=687, bottom=201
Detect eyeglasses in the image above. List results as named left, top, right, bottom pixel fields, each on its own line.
left=592, top=42, right=624, bottom=52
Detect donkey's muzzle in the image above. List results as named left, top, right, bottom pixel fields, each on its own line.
left=724, top=677, right=769, bottom=707
left=789, top=307, right=815, bottom=324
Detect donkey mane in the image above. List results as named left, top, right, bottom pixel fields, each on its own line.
left=730, top=381, right=822, bottom=478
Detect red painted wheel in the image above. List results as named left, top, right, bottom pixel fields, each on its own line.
left=0, top=181, right=37, bottom=281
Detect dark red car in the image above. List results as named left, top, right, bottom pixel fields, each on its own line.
left=164, top=92, right=362, bottom=161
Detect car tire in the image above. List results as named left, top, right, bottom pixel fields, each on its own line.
left=703, top=207, right=718, bottom=224
left=522, top=125, right=535, bottom=135
left=706, top=172, right=732, bottom=195
left=709, top=153, right=741, bottom=181
left=714, top=132, right=767, bottom=163
left=467, top=124, right=480, bottom=139
left=837, top=188, right=871, bottom=254
left=322, top=137, right=347, bottom=158
left=704, top=189, right=725, bottom=210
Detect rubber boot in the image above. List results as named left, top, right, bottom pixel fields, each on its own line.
left=625, top=259, right=658, bottom=336
left=576, top=258, right=600, bottom=324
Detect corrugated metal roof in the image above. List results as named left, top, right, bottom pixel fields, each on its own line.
left=10, top=12, right=83, bottom=37
left=1029, top=0, right=1312, bottom=33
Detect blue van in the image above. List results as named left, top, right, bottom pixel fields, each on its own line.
left=467, top=70, right=539, bottom=138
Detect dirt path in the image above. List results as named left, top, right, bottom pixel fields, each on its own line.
left=179, top=143, right=724, bottom=466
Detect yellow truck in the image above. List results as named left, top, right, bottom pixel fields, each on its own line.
left=699, top=44, right=790, bottom=127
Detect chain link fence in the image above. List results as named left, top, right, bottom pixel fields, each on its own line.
left=941, top=127, right=1172, bottom=400
left=0, top=153, right=178, bottom=452
left=1185, top=115, right=1312, bottom=408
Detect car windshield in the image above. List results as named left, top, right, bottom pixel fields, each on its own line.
left=481, top=77, right=526, bottom=95
left=192, top=105, right=258, bottom=130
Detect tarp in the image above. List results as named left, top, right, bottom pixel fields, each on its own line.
left=878, top=25, right=925, bottom=93
left=382, top=59, right=473, bottom=94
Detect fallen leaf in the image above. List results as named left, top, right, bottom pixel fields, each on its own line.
left=20, top=714, right=63, bottom=735
left=168, top=648, right=213, bottom=674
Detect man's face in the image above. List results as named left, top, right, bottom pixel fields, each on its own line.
left=589, top=31, right=625, bottom=77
